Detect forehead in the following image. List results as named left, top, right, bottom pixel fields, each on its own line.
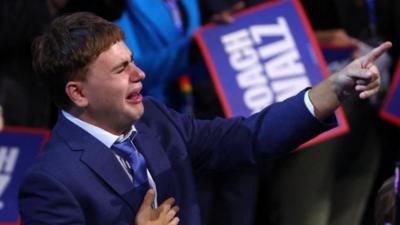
left=96, top=41, right=131, bottom=63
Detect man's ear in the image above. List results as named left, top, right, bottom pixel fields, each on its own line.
left=65, top=81, right=88, bottom=108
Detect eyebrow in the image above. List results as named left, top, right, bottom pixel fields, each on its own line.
left=111, top=53, right=133, bottom=72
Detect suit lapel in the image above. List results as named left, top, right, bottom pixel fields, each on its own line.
left=134, top=122, right=174, bottom=204
left=54, top=115, right=138, bottom=211
left=80, top=144, right=141, bottom=211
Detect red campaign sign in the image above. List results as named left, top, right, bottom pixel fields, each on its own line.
left=0, top=127, right=50, bottom=225
left=380, top=60, right=400, bottom=126
left=194, top=0, right=349, bottom=148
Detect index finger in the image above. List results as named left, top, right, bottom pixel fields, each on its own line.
left=361, top=41, right=392, bottom=68
left=139, top=189, right=155, bottom=210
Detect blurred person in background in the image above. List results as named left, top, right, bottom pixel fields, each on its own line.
left=374, top=176, right=395, bottom=225
left=0, top=0, right=57, bottom=128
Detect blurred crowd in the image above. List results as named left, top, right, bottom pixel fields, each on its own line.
left=1, top=0, right=400, bottom=224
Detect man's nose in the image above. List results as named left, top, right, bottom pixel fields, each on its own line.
left=129, top=63, right=145, bottom=82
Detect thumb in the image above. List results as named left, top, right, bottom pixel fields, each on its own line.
left=138, top=189, right=155, bottom=211
left=361, top=41, right=392, bottom=68
left=231, top=1, right=245, bottom=13
left=221, top=11, right=235, bottom=23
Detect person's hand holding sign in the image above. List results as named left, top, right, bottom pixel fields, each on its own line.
left=210, top=1, right=245, bottom=24
left=309, top=41, right=392, bottom=120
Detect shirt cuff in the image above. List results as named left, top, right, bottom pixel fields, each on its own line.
left=304, top=90, right=315, bottom=117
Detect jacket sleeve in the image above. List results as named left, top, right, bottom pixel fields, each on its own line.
left=19, top=172, right=85, bottom=225
left=144, top=89, right=336, bottom=173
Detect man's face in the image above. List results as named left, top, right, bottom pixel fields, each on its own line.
left=79, top=41, right=145, bottom=134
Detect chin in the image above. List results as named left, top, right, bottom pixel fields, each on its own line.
left=130, top=104, right=144, bottom=122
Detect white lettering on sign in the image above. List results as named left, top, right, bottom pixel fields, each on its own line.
left=0, top=147, right=19, bottom=210
left=221, top=17, right=311, bottom=114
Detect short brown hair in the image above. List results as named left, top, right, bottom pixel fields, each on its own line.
left=375, top=176, right=396, bottom=225
left=32, top=12, right=124, bottom=109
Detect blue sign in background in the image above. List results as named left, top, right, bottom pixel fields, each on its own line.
left=381, top=60, right=400, bottom=126
left=0, top=128, right=49, bottom=224
left=385, top=86, right=400, bottom=118
left=196, top=0, right=326, bottom=116
left=195, top=0, right=349, bottom=146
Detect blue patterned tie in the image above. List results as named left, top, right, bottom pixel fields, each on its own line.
left=112, top=136, right=149, bottom=206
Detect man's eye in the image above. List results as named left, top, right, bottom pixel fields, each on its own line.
left=116, top=62, right=129, bottom=73
left=116, top=66, right=125, bottom=73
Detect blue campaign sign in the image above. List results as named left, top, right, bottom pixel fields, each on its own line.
left=0, top=127, right=49, bottom=225
left=381, top=60, right=400, bottom=126
left=194, top=0, right=348, bottom=147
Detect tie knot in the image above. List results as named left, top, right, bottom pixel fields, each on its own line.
left=112, top=138, right=134, bottom=160
left=111, top=135, right=149, bottom=192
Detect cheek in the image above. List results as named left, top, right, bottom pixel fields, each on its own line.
left=88, top=86, right=119, bottom=106
left=85, top=79, right=128, bottom=106
left=103, top=89, right=125, bottom=106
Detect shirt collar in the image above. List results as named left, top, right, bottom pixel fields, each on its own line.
left=62, top=110, right=137, bottom=148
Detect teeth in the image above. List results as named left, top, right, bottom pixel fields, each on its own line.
left=127, top=89, right=140, bottom=99
left=128, top=92, right=137, bottom=99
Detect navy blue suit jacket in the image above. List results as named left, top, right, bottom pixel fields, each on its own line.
left=19, top=91, right=335, bottom=225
